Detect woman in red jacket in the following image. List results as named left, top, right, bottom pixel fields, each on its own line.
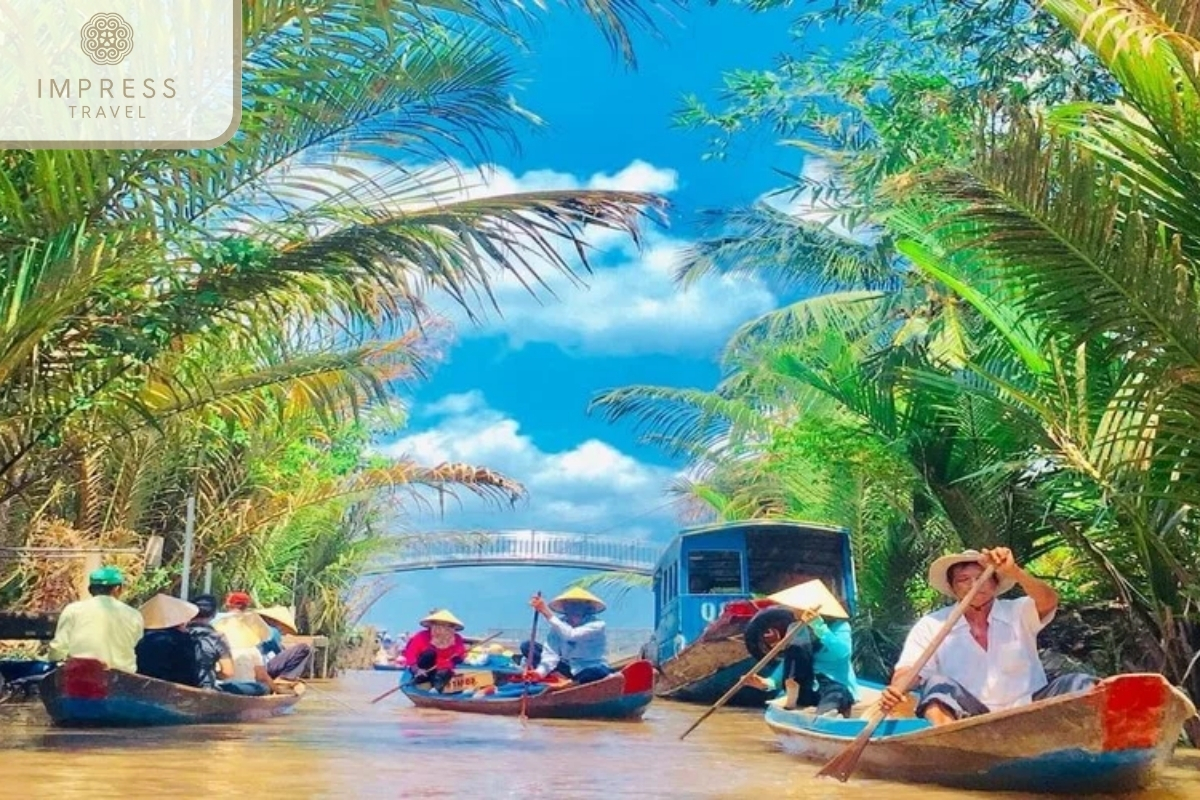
left=403, top=609, right=466, bottom=692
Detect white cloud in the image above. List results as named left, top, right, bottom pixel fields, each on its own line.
left=458, top=233, right=777, bottom=356
left=229, top=152, right=778, bottom=357
left=377, top=391, right=681, bottom=538
left=409, top=159, right=777, bottom=356
left=760, top=156, right=881, bottom=245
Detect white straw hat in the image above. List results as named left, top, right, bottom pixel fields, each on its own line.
left=928, top=550, right=1016, bottom=599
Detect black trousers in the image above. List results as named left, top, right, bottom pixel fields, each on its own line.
left=414, top=649, right=456, bottom=691
left=780, top=627, right=854, bottom=716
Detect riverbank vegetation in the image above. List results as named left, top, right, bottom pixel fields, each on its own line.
left=593, top=0, right=1200, bottom=740
left=0, top=2, right=672, bottom=660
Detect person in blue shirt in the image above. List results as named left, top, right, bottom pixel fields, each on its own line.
left=522, top=587, right=611, bottom=685
left=744, top=579, right=860, bottom=717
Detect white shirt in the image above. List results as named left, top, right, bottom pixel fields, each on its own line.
left=47, top=595, right=144, bottom=673
left=896, top=596, right=1054, bottom=711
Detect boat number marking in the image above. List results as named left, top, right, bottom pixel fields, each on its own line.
left=700, top=601, right=727, bottom=622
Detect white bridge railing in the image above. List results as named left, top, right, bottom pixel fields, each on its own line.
left=362, top=530, right=661, bottom=576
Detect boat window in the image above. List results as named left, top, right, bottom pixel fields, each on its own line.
left=745, top=527, right=847, bottom=602
left=659, top=562, right=677, bottom=607
left=686, top=551, right=743, bottom=594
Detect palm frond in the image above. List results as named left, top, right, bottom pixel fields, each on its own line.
left=675, top=203, right=896, bottom=293
left=588, top=385, right=769, bottom=458
left=1044, top=0, right=1200, bottom=174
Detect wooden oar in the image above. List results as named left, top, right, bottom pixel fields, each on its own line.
left=369, top=630, right=505, bottom=705
left=369, top=684, right=403, bottom=704
left=519, top=591, right=542, bottom=723
left=679, top=607, right=820, bottom=741
left=302, top=682, right=361, bottom=714
left=816, top=563, right=998, bottom=782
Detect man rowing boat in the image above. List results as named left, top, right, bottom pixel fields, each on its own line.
left=879, top=547, right=1095, bottom=726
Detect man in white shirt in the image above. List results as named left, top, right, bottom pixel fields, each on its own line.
left=879, top=547, right=1095, bottom=726
left=47, top=565, right=144, bottom=673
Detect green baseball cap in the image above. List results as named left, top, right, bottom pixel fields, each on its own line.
left=88, top=565, right=125, bottom=586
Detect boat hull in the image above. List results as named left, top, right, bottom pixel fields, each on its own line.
left=40, top=658, right=303, bottom=727
left=654, top=602, right=777, bottom=706
left=402, top=659, right=655, bottom=720
left=656, top=640, right=773, bottom=706
left=766, top=673, right=1194, bottom=794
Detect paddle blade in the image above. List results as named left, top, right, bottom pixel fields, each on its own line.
left=815, top=714, right=880, bottom=782
left=815, top=735, right=869, bottom=782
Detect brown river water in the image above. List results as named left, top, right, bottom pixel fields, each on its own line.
left=3, top=670, right=1200, bottom=799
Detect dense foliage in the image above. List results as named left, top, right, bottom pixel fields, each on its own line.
left=0, top=1, right=675, bottom=656
left=593, top=0, right=1200, bottom=734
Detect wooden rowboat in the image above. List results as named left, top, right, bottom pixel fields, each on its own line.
left=765, top=673, right=1194, bottom=793
left=40, top=657, right=304, bottom=727
left=401, top=659, right=656, bottom=720
left=654, top=599, right=776, bottom=706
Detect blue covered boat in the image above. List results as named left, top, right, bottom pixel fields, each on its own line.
left=401, top=659, right=655, bottom=720
left=40, top=657, right=304, bottom=727
left=647, top=520, right=857, bottom=706
left=765, top=673, right=1194, bottom=793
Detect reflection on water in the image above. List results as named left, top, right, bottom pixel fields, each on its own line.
left=3, top=671, right=1199, bottom=799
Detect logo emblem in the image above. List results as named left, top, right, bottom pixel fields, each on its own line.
left=80, top=12, right=134, bottom=66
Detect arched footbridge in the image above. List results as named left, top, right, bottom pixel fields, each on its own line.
left=360, top=530, right=660, bottom=577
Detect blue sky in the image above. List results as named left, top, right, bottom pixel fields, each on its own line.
left=363, top=4, right=837, bottom=638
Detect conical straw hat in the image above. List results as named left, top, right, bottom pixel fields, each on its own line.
left=419, top=609, right=464, bottom=630
left=255, top=605, right=298, bottom=635
left=767, top=579, right=849, bottom=620
left=140, top=593, right=200, bottom=630
left=214, top=610, right=273, bottom=648
left=549, top=586, right=606, bottom=614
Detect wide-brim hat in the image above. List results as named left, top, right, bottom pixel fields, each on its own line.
left=140, top=593, right=200, bottom=630
left=928, top=549, right=1017, bottom=599
left=255, top=605, right=298, bottom=635
left=549, top=587, right=606, bottom=614
left=214, top=611, right=273, bottom=648
left=767, top=579, right=849, bottom=620
left=419, top=609, right=464, bottom=630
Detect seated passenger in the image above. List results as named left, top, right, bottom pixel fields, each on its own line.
left=47, top=566, right=143, bottom=673
left=744, top=579, right=859, bottom=717
left=188, top=594, right=270, bottom=696
left=523, top=587, right=611, bottom=685
left=135, top=594, right=200, bottom=686
left=213, top=591, right=274, bottom=691
left=879, top=547, right=1095, bottom=726
left=403, top=609, right=467, bottom=692
left=254, top=605, right=312, bottom=688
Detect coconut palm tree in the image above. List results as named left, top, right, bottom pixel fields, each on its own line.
left=0, top=1, right=676, bottom=520
left=890, top=0, right=1200, bottom=723
left=0, top=1, right=683, bottom=629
